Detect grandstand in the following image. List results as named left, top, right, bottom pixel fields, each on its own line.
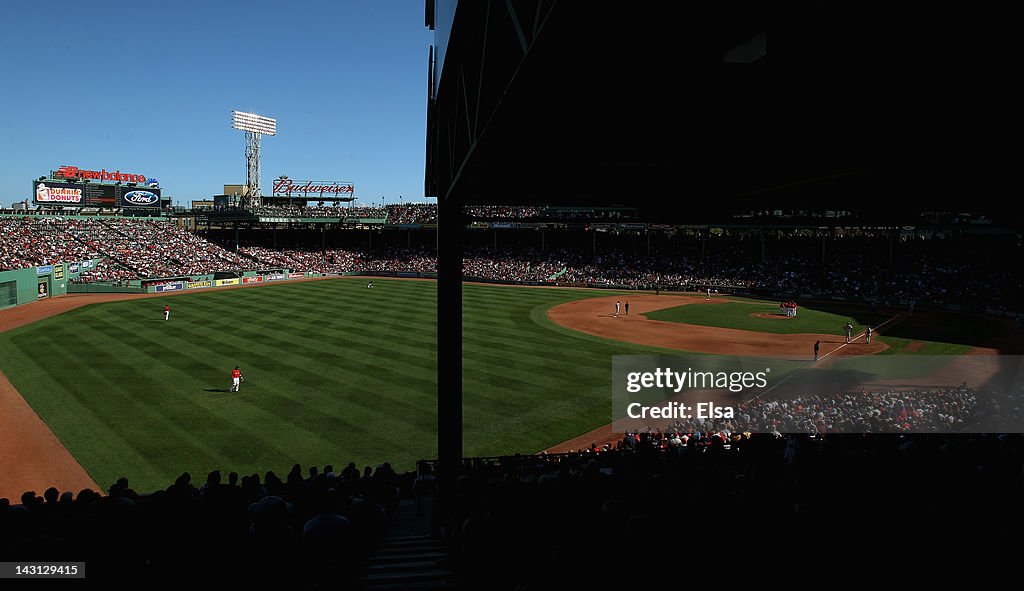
left=4, top=210, right=1020, bottom=312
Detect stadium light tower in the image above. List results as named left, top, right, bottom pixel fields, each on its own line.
left=231, top=110, right=277, bottom=209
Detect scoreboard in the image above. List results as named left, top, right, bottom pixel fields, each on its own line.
left=33, top=180, right=161, bottom=208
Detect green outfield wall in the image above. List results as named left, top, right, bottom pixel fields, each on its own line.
left=0, top=258, right=102, bottom=309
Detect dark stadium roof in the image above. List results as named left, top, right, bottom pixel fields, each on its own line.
left=427, top=2, right=1017, bottom=225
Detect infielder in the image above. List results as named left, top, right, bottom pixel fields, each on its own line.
left=843, top=322, right=853, bottom=344
left=707, top=288, right=711, bottom=300
left=231, top=365, right=243, bottom=392
left=865, top=325, right=872, bottom=344
left=614, top=300, right=621, bottom=318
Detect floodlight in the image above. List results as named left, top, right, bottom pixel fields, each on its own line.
left=231, top=110, right=277, bottom=136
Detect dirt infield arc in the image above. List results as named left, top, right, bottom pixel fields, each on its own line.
left=547, top=294, right=890, bottom=357
left=542, top=294, right=891, bottom=453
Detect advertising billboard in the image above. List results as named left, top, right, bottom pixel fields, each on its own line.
left=33, top=181, right=84, bottom=204
left=119, top=188, right=162, bottom=208
left=155, top=283, right=184, bottom=292
left=34, top=179, right=161, bottom=207
left=55, top=164, right=146, bottom=184
left=272, top=177, right=355, bottom=198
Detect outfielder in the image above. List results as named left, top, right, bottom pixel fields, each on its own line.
left=164, top=304, right=170, bottom=321
left=231, top=365, right=243, bottom=392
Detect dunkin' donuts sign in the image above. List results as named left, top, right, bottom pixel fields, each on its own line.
left=34, top=182, right=83, bottom=203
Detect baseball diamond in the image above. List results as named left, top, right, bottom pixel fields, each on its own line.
left=0, top=274, right=1017, bottom=497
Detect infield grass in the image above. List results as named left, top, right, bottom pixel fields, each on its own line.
left=644, top=298, right=890, bottom=335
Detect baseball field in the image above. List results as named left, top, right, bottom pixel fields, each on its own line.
left=0, top=278, right=1013, bottom=495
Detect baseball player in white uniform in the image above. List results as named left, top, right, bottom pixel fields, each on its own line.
left=614, top=300, right=621, bottom=318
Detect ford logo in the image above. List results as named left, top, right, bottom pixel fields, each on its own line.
left=124, top=190, right=159, bottom=205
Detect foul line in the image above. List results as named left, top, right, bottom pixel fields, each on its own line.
left=746, top=313, right=903, bottom=402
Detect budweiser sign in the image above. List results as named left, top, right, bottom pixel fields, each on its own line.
left=55, top=165, right=146, bottom=183
left=272, top=178, right=355, bottom=196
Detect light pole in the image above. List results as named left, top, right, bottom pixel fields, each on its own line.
left=231, top=111, right=277, bottom=210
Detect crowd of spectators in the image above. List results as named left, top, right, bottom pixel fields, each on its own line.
left=0, top=462, right=405, bottom=583
left=238, top=245, right=436, bottom=275
left=252, top=204, right=388, bottom=219
left=0, top=216, right=104, bottom=270
left=1, top=217, right=248, bottom=280
left=77, top=219, right=249, bottom=279
left=615, top=386, right=983, bottom=442
left=251, top=203, right=429, bottom=223
left=464, top=205, right=544, bottom=219
left=5, top=429, right=1023, bottom=585
left=445, top=432, right=1024, bottom=587
left=445, top=368, right=1024, bottom=587
left=462, top=205, right=638, bottom=220
left=3, top=215, right=1021, bottom=308
left=386, top=203, right=438, bottom=224
left=243, top=203, right=635, bottom=223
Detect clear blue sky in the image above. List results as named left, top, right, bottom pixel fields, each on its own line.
left=0, top=0, right=432, bottom=206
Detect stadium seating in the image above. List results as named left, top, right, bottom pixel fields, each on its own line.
left=2, top=214, right=1021, bottom=308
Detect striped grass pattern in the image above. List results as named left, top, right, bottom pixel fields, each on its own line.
left=0, top=280, right=655, bottom=491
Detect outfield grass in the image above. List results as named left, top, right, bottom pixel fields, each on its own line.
left=644, top=299, right=891, bottom=335
left=0, top=282, right=993, bottom=491
left=0, top=280, right=665, bottom=491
